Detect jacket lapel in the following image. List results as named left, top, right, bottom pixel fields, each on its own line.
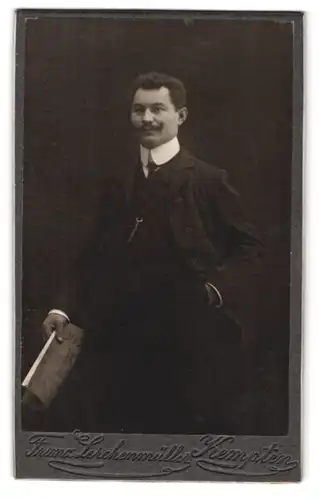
left=123, top=147, right=195, bottom=206
left=155, top=148, right=195, bottom=202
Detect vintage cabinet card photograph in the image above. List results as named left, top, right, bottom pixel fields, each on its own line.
left=15, top=9, right=303, bottom=481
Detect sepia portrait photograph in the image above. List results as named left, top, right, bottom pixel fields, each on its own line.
left=15, top=9, right=303, bottom=481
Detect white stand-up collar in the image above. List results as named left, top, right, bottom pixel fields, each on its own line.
left=140, top=137, right=180, bottom=168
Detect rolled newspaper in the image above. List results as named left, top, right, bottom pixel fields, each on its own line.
left=22, top=323, right=84, bottom=409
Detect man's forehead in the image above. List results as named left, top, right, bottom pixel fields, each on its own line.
left=132, top=86, right=172, bottom=104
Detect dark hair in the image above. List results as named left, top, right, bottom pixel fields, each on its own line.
left=131, top=72, right=187, bottom=110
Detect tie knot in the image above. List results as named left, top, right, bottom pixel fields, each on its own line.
left=142, top=150, right=159, bottom=177
left=147, top=160, right=158, bottom=175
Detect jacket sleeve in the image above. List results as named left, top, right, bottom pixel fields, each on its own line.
left=52, top=176, right=123, bottom=325
left=200, top=169, right=264, bottom=321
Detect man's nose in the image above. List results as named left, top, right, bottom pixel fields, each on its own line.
left=142, top=109, right=154, bottom=123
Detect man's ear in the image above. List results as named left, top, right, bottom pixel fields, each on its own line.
left=177, top=106, right=188, bottom=125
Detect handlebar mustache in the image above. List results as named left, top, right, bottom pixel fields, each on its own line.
left=141, top=126, right=162, bottom=131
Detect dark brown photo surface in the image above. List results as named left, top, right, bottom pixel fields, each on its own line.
left=15, top=10, right=302, bottom=481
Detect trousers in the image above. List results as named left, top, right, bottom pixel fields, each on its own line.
left=41, top=284, right=244, bottom=434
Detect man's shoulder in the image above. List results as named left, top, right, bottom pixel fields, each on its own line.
left=185, top=150, right=227, bottom=184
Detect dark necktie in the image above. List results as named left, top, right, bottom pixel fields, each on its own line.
left=147, top=158, right=162, bottom=178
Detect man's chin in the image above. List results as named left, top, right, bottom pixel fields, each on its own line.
left=140, top=136, right=161, bottom=149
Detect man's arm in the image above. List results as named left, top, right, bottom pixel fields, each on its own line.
left=169, top=164, right=263, bottom=320
left=42, top=176, right=124, bottom=339
left=201, top=169, right=264, bottom=319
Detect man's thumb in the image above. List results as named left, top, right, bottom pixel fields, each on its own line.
left=55, top=319, right=66, bottom=343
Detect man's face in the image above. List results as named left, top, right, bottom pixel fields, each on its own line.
left=130, top=86, right=187, bottom=149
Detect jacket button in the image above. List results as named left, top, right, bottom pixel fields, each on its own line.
left=186, top=226, right=193, bottom=233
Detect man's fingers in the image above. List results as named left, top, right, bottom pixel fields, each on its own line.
left=42, top=314, right=68, bottom=343
left=55, top=322, right=65, bottom=343
left=54, top=322, right=66, bottom=342
left=55, top=316, right=70, bottom=342
left=42, top=320, right=54, bottom=340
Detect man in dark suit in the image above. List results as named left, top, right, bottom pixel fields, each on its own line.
left=42, top=72, right=261, bottom=434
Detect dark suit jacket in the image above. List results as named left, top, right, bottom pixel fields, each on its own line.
left=55, top=148, right=262, bottom=339
left=48, top=147, right=265, bottom=433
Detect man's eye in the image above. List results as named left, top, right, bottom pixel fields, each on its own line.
left=152, top=107, right=163, bottom=113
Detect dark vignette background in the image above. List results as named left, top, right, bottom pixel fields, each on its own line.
left=21, top=16, right=293, bottom=435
